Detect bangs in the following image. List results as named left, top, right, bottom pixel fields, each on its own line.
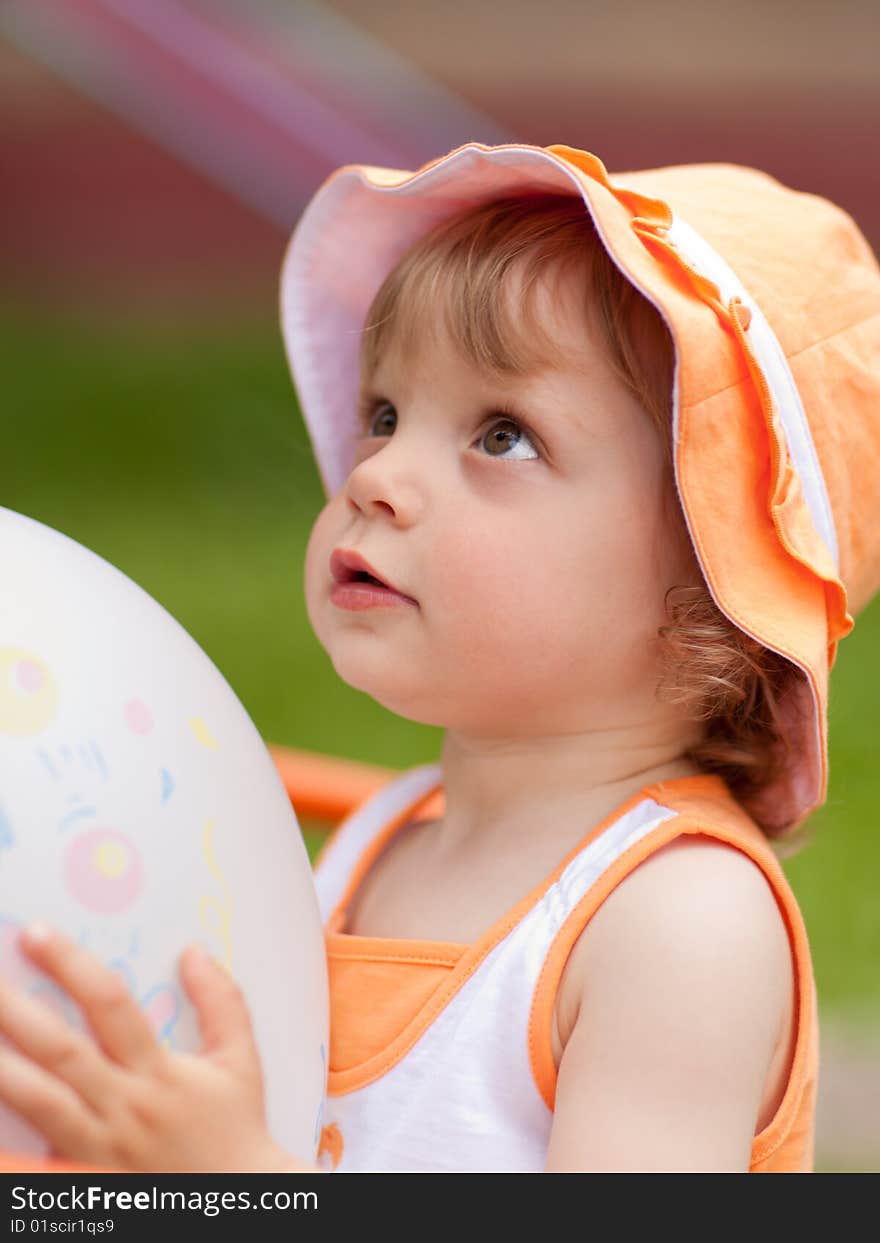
left=358, top=193, right=599, bottom=384
left=356, top=192, right=677, bottom=474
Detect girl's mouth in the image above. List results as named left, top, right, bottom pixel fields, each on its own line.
left=330, top=575, right=418, bottom=611
left=329, top=548, right=418, bottom=608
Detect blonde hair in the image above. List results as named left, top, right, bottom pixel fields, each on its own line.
left=357, top=192, right=806, bottom=847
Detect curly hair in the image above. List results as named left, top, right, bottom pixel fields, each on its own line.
left=357, top=191, right=807, bottom=846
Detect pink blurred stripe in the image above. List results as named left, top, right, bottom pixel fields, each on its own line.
left=84, top=0, right=412, bottom=165
left=1, top=0, right=505, bottom=225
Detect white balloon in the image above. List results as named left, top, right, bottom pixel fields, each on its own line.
left=0, top=506, right=328, bottom=1164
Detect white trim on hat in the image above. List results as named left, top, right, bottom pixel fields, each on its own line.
left=665, top=213, right=839, bottom=573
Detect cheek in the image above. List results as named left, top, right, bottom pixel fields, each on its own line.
left=302, top=501, right=340, bottom=632
left=431, top=519, right=524, bottom=608
left=424, top=515, right=619, bottom=721
left=430, top=487, right=671, bottom=669
left=430, top=516, right=587, bottom=648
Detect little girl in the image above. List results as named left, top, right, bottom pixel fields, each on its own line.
left=1, top=142, right=878, bottom=1173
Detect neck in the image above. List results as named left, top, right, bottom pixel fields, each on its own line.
left=430, top=725, right=705, bottom=859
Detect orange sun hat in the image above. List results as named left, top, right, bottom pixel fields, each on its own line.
left=279, top=142, right=880, bottom=836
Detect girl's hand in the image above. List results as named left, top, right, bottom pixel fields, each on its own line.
left=0, top=925, right=296, bottom=1172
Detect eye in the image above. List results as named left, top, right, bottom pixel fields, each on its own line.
left=477, top=417, right=540, bottom=462
left=359, top=399, right=396, bottom=437
left=356, top=398, right=541, bottom=463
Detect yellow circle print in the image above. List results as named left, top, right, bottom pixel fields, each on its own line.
left=0, top=648, right=59, bottom=736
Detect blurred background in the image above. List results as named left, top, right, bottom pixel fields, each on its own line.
left=2, top=0, right=878, bottom=1171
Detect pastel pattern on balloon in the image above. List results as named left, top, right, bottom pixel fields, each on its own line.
left=64, top=828, right=145, bottom=914
left=198, top=818, right=234, bottom=972
left=124, top=698, right=153, bottom=735
left=189, top=716, right=219, bottom=750
left=160, top=768, right=175, bottom=804
left=0, top=803, right=14, bottom=849
left=107, top=960, right=180, bottom=1047
left=142, top=983, right=180, bottom=1043
left=0, top=648, right=59, bottom=736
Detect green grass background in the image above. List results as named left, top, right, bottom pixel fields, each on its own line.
left=3, top=302, right=878, bottom=1039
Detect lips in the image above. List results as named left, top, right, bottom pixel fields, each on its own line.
left=329, top=548, right=412, bottom=599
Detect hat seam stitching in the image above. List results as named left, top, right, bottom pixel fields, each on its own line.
left=682, top=306, right=880, bottom=409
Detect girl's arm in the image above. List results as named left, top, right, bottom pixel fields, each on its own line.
left=543, top=836, right=793, bottom=1173
left=0, top=926, right=324, bottom=1174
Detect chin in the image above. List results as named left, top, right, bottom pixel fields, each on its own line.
left=327, top=648, right=440, bottom=725
left=326, top=640, right=394, bottom=695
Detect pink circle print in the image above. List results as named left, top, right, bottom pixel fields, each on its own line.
left=64, top=829, right=145, bottom=914
left=15, top=660, right=44, bottom=693
left=124, top=698, right=153, bottom=735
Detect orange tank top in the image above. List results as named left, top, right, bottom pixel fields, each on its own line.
left=313, top=765, right=818, bottom=1173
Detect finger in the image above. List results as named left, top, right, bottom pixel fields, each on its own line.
left=0, top=1039, right=106, bottom=1162
left=179, top=945, right=261, bottom=1073
left=18, top=925, right=161, bottom=1072
left=0, top=976, right=115, bottom=1112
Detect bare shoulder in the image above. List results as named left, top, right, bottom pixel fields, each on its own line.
left=545, top=834, right=794, bottom=1171
left=573, top=835, right=794, bottom=1037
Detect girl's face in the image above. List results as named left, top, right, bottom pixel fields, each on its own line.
left=304, top=264, right=701, bottom=739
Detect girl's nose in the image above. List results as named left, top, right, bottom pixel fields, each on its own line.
left=344, top=444, right=426, bottom=526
